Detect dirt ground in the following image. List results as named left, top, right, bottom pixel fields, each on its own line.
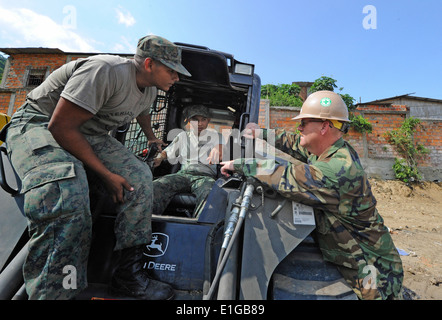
left=370, top=178, right=442, bottom=300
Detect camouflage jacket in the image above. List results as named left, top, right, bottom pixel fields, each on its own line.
left=234, top=129, right=403, bottom=298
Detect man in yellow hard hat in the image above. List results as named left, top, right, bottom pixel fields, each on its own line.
left=221, top=90, right=404, bottom=300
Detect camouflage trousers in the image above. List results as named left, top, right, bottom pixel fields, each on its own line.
left=152, top=171, right=215, bottom=216
left=6, top=104, right=153, bottom=300
left=337, top=265, right=404, bottom=300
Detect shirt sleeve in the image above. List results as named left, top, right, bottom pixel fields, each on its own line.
left=260, top=128, right=309, bottom=163
left=234, top=157, right=340, bottom=209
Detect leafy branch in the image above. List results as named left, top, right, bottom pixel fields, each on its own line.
left=261, top=83, right=303, bottom=107
left=384, top=117, right=429, bottom=183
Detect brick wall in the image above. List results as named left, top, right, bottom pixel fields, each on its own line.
left=0, top=52, right=95, bottom=115
left=357, top=104, right=407, bottom=160
left=1, top=53, right=67, bottom=115
left=0, top=92, right=11, bottom=114
left=258, top=99, right=442, bottom=181
left=2, top=54, right=65, bottom=88
left=344, top=123, right=365, bottom=158
left=416, top=119, right=442, bottom=167
left=0, top=51, right=134, bottom=116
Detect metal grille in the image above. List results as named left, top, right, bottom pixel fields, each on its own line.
left=150, top=90, right=169, bottom=143
left=124, top=121, right=147, bottom=156
left=26, top=68, right=47, bottom=86
left=123, top=90, right=169, bottom=156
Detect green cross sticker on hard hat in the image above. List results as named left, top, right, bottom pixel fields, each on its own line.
left=320, top=97, right=332, bottom=107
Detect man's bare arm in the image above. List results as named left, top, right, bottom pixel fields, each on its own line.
left=48, top=97, right=133, bottom=203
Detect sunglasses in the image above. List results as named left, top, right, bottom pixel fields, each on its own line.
left=299, top=119, right=326, bottom=127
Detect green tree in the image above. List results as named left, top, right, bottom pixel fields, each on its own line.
left=261, top=83, right=303, bottom=107
left=385, top=117, right=429, bottom=183
left=308, top=76, right=338, bottom=93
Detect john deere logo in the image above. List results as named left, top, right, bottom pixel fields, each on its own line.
left=320, top=98, right=332, bottom=107
left=144, top=233, right=169, bottom=257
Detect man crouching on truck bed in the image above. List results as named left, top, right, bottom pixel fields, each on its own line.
left=221, top=90, right=404, bottom=300
left=2, top=35, right=191, bottom=300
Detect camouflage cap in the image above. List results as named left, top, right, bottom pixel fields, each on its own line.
left=184, top=105, right=211, bottom=122
left=137, top=35, right=191, bottom=77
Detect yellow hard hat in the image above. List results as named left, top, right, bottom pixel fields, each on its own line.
left=292, top=90, right=350, bottom=125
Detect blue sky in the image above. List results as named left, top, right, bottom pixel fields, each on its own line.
left=0, top=0, right=441, bottom=103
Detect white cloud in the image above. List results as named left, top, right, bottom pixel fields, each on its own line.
left=0, top=6, right=97, bottom=52
left=115, top=7, right=136, bottom=27
left=112, top=36, right=136, bottom=54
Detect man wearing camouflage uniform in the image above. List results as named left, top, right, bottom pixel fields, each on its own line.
left=221, top=91, right=404, bottom=300
left=2, top=35, right=191, bottom=300
left=153, top=105, right=224, bottom=216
